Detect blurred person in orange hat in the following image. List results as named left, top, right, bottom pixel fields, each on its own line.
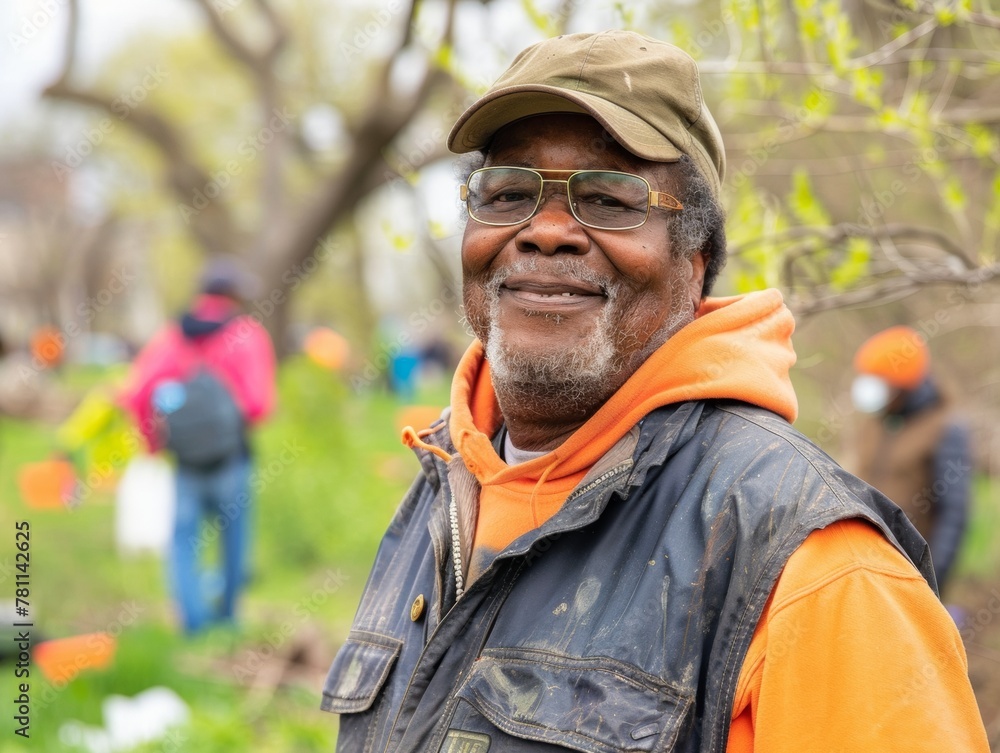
left=848, top=325, right=972, bottom=591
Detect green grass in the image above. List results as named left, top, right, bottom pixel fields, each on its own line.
left=954, top=474, right=1000, bottom=580
left=0, top=357, right=447, bottom=751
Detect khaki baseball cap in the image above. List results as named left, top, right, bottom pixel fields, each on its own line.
left=448, top=30, right=726, bottom=197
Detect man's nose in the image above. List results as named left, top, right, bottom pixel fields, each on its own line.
left=514, top=192, right=589, bottom=256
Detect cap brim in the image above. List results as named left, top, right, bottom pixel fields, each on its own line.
left=448, top=85, right=686, bottom=164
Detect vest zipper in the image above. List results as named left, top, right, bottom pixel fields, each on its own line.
left=448, top=486, right=465, bottom=599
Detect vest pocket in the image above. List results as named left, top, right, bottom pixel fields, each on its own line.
left=455, top=647, right=691, bottom=753
left=321, top=630, right=402, bottom=713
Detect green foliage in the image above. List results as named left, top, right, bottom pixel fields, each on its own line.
left=520, top=0, right=559, bottom=37
left=941, top=176, right=968, bottom=212
left=821, top=0, right=859, bottom=72
left=787, top=168, right=831, bottom=227
left=727, top=183, right=786, bottom=293
left=902, top=90, right=933, bottom=129
left=253, top=357, right=419, bottom=580
left=760, top=0, right=783, bottom=57
left=934, top=4, right=961, bottom=26
left=677, top=0, right=1000, bottom=304
left=432, top=42, right=456, bottom=76
left=613, top=2, right=637, bottom=29
left=849, top=67, right=884, bottom=110
left=982, top=170, right=1000, bottom=258
left=967, top=124, right=999, bottom=161
left=829, top=236, right=872, bottom=291
left=794, top=0, right=822, bottom=41
left=955, top=475, right=1000, bottom=579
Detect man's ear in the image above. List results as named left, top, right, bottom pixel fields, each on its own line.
left=687, top=251, right=708, bottom=309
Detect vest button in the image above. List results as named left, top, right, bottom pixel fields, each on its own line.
left=410, top=594, right=426, bottom=621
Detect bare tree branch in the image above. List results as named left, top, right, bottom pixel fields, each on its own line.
left=731, top=222, right=978, bottom=269
left=263, top=0, right=460, bottom=299
left=43, top=89, right=240, bottom=257
left=895, top=0, right=1000, bottom=31
left=252, top=0, right=290, bottom=62
left=940, top=107, right=1000, bottom=125
left=851, top=18, right=937, bottom=69
left=45, top=0, right=242, bottom=257
left=699, top=47, right=1000, bottom=76
left=791, top=263, right=1000, bottom=317
left=188, top=0, right=292, bottom=268
left=967, top=9, right=1000, bottom=30
left=189, top=0, right=288, bottom=71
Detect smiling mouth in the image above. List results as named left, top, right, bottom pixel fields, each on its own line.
left=499, top=276, right=607, bottom=308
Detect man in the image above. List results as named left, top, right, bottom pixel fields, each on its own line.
left=848, top=325, right=972, bottom=591
left=121, top=259, right=276, bottom=633
left=323, top=32, right=987, bottom=752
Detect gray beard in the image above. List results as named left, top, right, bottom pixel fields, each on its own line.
left=481, top=257, right=692, bottom=419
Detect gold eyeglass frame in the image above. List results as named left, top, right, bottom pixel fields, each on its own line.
left=460, top=167, right=684, bottom=231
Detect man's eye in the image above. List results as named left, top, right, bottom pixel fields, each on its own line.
left=496, top=190, right=533, bottom=202
left=576, top=192, right=632, bottom=210
left=594, top=194, right=627, bottom=207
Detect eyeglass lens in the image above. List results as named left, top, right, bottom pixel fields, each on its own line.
left=466, top=168, right=651, bottom=229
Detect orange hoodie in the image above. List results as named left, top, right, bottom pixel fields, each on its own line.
left=448, top=289, right=797, bottom=579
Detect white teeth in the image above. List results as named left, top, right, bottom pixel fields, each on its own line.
left=521, top=291, right=580, bottom=299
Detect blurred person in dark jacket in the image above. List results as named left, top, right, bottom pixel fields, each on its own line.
left=848, top=325, right=972, bottom=590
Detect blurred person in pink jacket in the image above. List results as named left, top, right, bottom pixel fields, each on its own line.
left=120, top=258, right=276, bottom=634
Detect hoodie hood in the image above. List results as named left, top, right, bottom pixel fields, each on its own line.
left=449, top=289, right=798, bottom=488
left=894, top=376, right=942, bottom=418
left=180, top=294, right=241, bottom=339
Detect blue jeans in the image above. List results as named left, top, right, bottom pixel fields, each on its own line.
left=170, top=453, right=252, bottom=633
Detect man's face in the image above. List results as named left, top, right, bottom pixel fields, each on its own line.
left=461, top=114, right=707, bottom=413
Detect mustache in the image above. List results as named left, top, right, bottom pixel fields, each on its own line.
left=483, top=257, right=619, bottom=300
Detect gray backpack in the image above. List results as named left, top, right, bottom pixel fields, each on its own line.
left=162, top=369, right=245, bottom=467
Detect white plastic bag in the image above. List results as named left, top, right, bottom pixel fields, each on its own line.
left=115, top=456, right=175, bottom=556
left=59, top=686, right=190, bottom=752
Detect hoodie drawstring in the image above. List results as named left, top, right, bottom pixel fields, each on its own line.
left=401, top=426, right=454, bottom=463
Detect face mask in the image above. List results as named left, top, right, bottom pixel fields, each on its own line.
left=851, top=375, right=891, bottom=414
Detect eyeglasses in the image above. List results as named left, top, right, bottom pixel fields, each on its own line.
left=460, top=167, right=683, bottom=231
